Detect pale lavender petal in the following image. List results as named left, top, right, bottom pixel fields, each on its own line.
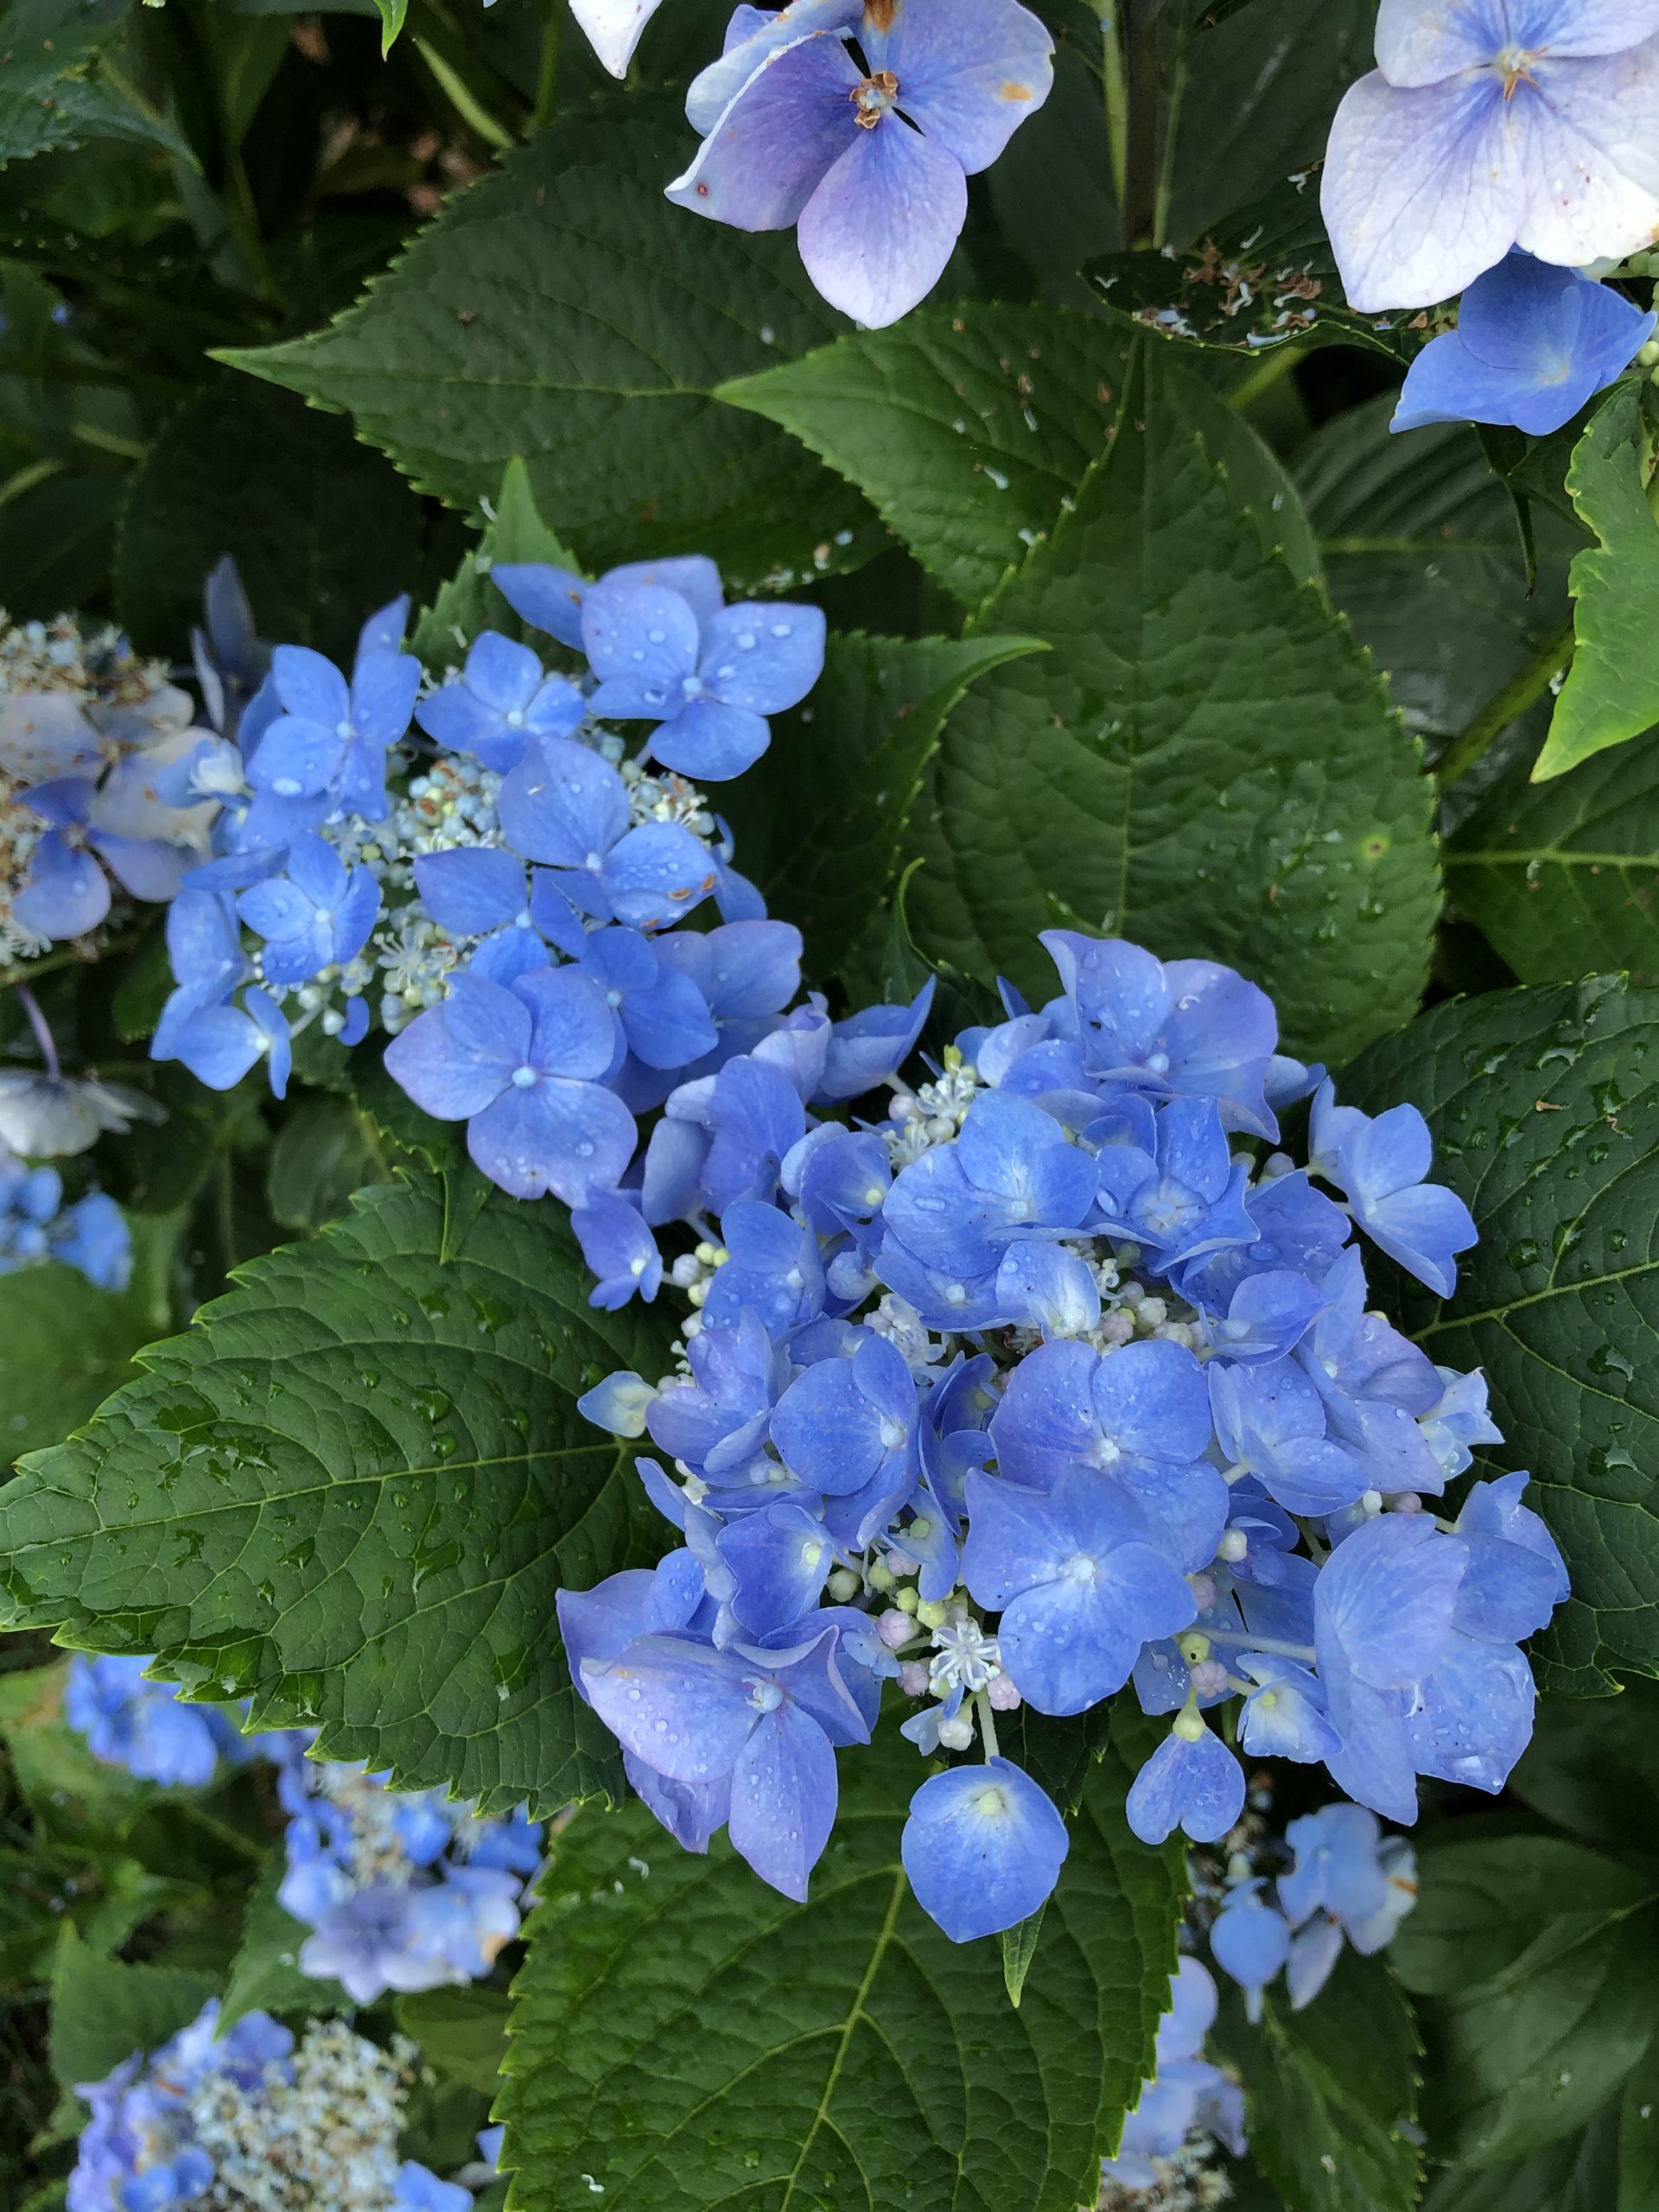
left=684, top=0, right=862, bottom=135
left=1322, top=72, right=1521, bottom=310
left=1513, top=41, right=1659, bottom=267
left=668, top=32, right=861, bottom=230
left=874, top=0, right=1053, bottom=174
left=798, top=118, right=968, bottom=327
left=1373, top=0, right=1507, bottom=84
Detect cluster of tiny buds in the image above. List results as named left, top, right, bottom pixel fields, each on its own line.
left=670, top=1239, right=728, bottom=1313
left=884, top=1047, right=983, bottom=1166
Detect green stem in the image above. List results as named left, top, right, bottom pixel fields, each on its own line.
left=1433, top=616, right=1577, bottom=791
left=415, top=36, right=514, bottom=150
left=1098, top=5, right=1128, bottom=208
left=974, top=1691, right=1001, bottom=1763
left=531, top=3, right=562, bottom=132
left=1121, top=0, right=1162, bottom=248
left=1226, top=342, right=1305, bottom=412
left=1152, top=42, right=1186, bottom=247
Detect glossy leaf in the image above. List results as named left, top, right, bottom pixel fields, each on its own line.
left=1342, top=977, right=1659, bottom=1692
left=221, top=117, right=880, bottom=592
left=901, top=346, right=1439, bottom=1063
left=1535, top=386, right=1659, bottom=783
left=499, top=1719, right=1184, bottom=2212
left=0, top=1173, right=675, bottom=1812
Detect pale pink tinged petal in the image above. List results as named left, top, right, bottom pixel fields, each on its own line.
left=1374, top=0, right=1507, bottom=86
left=798, top=118, right=968, bottom=328
left=569, top=0, right=664, bottom=78
left=667, top=33, right=863, bottom=231
left=1321, top=71, right=1522, bottom=310
left=875, top=0, right=1054, bottom=175
left=1511, top=41, right=1659, bottom=267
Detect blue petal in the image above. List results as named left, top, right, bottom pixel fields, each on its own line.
left=901, top=1758, right=1069, bottom=1942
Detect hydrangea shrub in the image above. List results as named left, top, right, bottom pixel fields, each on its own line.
left=2, top=3, right=1659, bottom=2209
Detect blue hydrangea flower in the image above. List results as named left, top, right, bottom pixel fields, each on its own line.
left=1102, top=1959, right=1246, bottom=2190
left=15, top=777, right=196, bottom=941
left=415, top=630, right=585, bottom=772
left=1393, top=252, right=1656, bottom=435
left=1310, top=1082, right=1476, bottom=1298
left=392, top=2164, right=473, bottom=2212
left=881, top=1089, right=1098, bottom=1281
left=573, top=1191, right=664, bottom=1308
left=669, top=0, right=1055, bottom=329
left=770, top=1331, right=918, bottom=1544
left=64, top=1655, right=251, bottom=1788
left=385, top=969, right=636, bottom=1203
left=245, top=632, right=420, bottom=818
left=158, top=985, right=292, bottom=1099
left=1209, top=1878, right=1291, bottom=2023
left=575, top=925, right=718, bottom=1071
left=493, top=551, right=726, bottom=647
left=1210, top=1358, right=1370, bottom=1518
left=53, top=1190, right=133, bottom=1292
left=498, top=734, right=717, bottom=930
left=1277, top=1802, right=1419, bottom=2006
left=581, top=578, right=825, bottom=780
left=962, top=1465, right=1195, bottom=1713
left=1042, top=930, right=1280, bottom=1137
left=1324, top=0, right=1659, bottom=310
left=1126, top=1713, right=1246, bottom=1845
left=580, top=1624, right=870, bottom=1899
left=236, top=832, right=381, bottom=986
left=900, top=1755, right=1069, bottom=1942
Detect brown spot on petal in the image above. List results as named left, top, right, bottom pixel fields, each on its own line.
left=999, top=79, right=1032, bottom=100
left=865, top=0, right=896, bottom=29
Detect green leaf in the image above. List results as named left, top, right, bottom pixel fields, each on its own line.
left=220, top=117, right=880, bottom=592
left=1419, top=2110, right=1621, bottom=2212
left=267, top=1096, right=384, bottom=1233
left=0, top=0, right=190, bottom=166
left=49, top=1923, right=219, bottom=2098
left=720, top=301, right=1319, bottom=613
left=1088, top=175, right=1419, bottom=365
left=1339, top=976, right=1659, bottom=1692
left=722, top=630, right=1046, bottom=991
left=1294, top=397, right=1576, bottom=742
left=1163, top=0, right=1381, bottom=247
left=1392, top=1837, right=1658, bottom=2001
left=374, top=0, right=410, bottom=52
left=1622, top=2032, right=1659, bottom=2212
left=1208, top=1949, right=1422, bottom=2212
left=1534, top=385, right=1659, bottom=782
left=1447, top=743, right=1659, bottom=988
left=220, top=1858, right=348, bottom=2029
left=498, top=1719, right=1184, bottom=2212
left=1510, top=1680, right=1659, bottom=1851
left=114, top=372, right=429, bottom=667
left=1392, top=1835, right=1659, bottom=2166
left=901, top=344, right=1440, bottom=1065
left=0, top=1658, right=159, bottom=1848
left=410, top=457, right=582, bottom=675
left=0, top=1211, right=177, bottom=1465
left=0, top=1173, right=676, bottom=1812
left=397, top=1986, right=511, bottom=2096
left=721, top=303, right=1128, bottom=610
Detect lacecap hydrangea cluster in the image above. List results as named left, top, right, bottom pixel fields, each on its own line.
left=0, top=1139, right=130, bottom=1291
left=0, top=610, right=220, bottom=965
left=564, top=932, right=1569, bottom=1942
left=153, top=556, right=943, bottom=1243
left=1099, top=1958, right=1243, bottom=2211
left=69, top=1998, right=493, bottom=2212
left=1322, top=0, right=1659, bottom=435
left=65, top=1656, right=543, bottom=2007
left=1206, top=1801, right=1417, bottom=2024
